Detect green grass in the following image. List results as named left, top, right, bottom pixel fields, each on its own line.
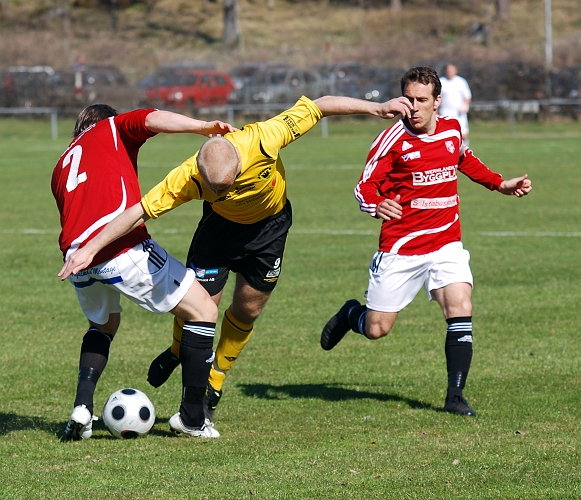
left=1, top=116, right=580, bottom=499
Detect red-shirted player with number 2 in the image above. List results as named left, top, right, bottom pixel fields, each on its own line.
left=321, top=67, right=532, bottom=416
left=52, top=104, right=235, bottom=440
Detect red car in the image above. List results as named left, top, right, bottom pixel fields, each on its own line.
left=139, top=68, right=235, bottom=109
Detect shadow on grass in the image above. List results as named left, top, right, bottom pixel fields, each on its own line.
left=238, top=383, right=438, bottom=412
left=0, top=412, right=63, bottom=437
left=0, top=412, right=178, bottom=439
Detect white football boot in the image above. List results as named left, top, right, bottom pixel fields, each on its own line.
left=169, top=413, right=220, bottom=438
left=63, top=404, right=95, bottom=441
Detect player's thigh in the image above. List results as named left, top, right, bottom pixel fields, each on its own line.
left=426, top=242, right=473, bottom=296
left=431, top=282, right=472, bottom=319
left=366, top=251, right=428, bottom=313
left=71, top=279, right=123, bottom=326
left=171, top=278, right=218, bottom=323
left=230, top=273, right=272, bottom=324
left=236, top=235, right=287, bottom=293
left=114, top=240, right=199, bottom=314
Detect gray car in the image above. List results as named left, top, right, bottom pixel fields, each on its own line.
left=229, top=65, right=326, bottom=105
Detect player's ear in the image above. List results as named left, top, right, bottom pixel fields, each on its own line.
left=433, top=94, right=442, bottom=111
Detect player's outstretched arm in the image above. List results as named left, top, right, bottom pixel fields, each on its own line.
left=499, top=174, right=532, bottom=197
left=58, top=203, right=150, bottom=280
left=144, top=110, right=236, bottom=136
left=313, top=96, right=412, bottom=120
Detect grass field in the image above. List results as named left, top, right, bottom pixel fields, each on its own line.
left=0, top=115, right=580, bottom=499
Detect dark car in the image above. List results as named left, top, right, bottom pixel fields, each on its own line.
left=430, top=60, right=547, bottom=101
left=46, top=65, right=137, bottom=111
left=314, top=62, right=399, bottom=102
left=227, top=62, right=293, bottom=104
left=230, top=65, right=326, bottom=105
left=0, top=65, right=54, bottom=107
left=138, top=67, right=234, bottom=109
left=550, top=66, right=581, bottom=98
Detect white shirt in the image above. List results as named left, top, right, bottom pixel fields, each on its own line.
left=439, top=75, right=472, bottom=135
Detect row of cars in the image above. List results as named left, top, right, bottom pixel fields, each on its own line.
left=0, top=62, right=399, bottom=112
left=138, top=62, right=398, bottom=109
left=0, top=65, right=135, bottom=110
left=2, top=61, right=581, bottom=113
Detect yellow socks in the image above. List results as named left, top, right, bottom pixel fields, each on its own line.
left=208, top=306, right=254, bottom=392
left=169, top=307, right=254, bottom=392
left=170, top=317, right=184, bottom=358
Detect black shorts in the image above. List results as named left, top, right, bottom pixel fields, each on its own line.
left=186, top=200, right=292, bottom=296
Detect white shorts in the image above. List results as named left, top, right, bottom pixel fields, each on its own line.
left=366, top=242, right=473, bottom=313
left=69, top=239, right=196, bottom=325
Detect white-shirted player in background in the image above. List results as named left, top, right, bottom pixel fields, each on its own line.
left=438, top=63, right=472, bottom=147
left=52, top=104, right=235, bottom=440
left=320, top=66, right=531, bottom=416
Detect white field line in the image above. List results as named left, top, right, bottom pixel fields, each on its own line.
left=137, top=163, right=364, bottom=170
left=4, top=229, right=581, bottom=237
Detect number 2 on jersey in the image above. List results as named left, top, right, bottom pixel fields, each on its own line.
left=63, top=145, right=87, bottom=192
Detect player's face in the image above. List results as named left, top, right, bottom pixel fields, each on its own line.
left=445, top=65, right=458, bottom=79
left=403, top=82, right=441, bottom=135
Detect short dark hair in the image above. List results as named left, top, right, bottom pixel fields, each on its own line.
left=73, top=104, right=118, bottom=137
left=400, top=67, right=441, bottom=99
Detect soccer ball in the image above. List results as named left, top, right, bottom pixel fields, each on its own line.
left=102, top=388, right=156, bottom=439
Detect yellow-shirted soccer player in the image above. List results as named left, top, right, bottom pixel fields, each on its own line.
left=60, top=94, right=414, bottom=426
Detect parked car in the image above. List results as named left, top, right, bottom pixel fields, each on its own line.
left=550, top=66, right=581, bottom=98
left=138, top=67, right=234, bottom=109
left=227, top=62, right=293, bottom=104
left=316, top=62, right=402, bottom=102
left=230, top=65, right=326, bottom=105
left=0, top=65, right=54, bottom=107
left=46, top=65, right=137, bottom=111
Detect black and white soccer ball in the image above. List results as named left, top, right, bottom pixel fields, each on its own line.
left=102, top=388, right=156, bottom=439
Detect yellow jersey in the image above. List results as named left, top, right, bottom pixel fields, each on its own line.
left=142, top=96, right=323, bottom=224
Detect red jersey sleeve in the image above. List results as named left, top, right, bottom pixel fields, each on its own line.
left=114, top=109, right=158, bottom=144
left=354, top=130, right=396, bottom=217
left=114, top=109, right=158, bottom=169
left=458, top=146, right=503, bottom=191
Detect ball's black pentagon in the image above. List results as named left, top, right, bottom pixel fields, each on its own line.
left=139, top=406, right=151, bottom=421
left=111, top=405, right=125, bottom=420
left=121, top=430, right=139, bottom=439
left=121, top=388, right=137, bottom=395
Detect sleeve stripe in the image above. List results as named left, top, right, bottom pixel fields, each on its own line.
left=363, top=124, right=404, bottom=182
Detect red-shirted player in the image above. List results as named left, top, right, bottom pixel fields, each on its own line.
left=52, top=104, right=235, bottom=440
left=320, top=67, right=532, bottom=416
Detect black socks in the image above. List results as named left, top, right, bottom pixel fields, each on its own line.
left=74, top=327, right=113, bottom=414
left=445, top=316, right=473, bottom=398
left=179, top=321, right=216, bottom=428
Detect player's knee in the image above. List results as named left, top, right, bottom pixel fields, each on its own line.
left=200, top=294, right=219, bottom=323
left=173, top=292, right=218, bottom=323
left=448, top=299, right=472, bottom=318
left=366, top=322, right=391, bottom=340
left=230, top=303, right=262, bottom=324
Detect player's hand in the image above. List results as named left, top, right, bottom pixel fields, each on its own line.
left=379, top=97, right=413, bottom=120
left=58, top=248, right=95, bottom=281
left=376, top=195, right=403, bottom=221
left=499, top=174, right=532, bottom=197
left=202, top=120, right=237, bottom=137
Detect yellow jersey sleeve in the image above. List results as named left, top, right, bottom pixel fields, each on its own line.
left=257, top=96, right=323, bottom=158
left=141, top=156, right=202, bottom=219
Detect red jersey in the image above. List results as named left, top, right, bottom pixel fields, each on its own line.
left=355, top=117, right=503, bottom=255
left=52, top=109, right=157, bottom=267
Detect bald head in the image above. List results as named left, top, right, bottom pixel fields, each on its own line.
left=197, top=137, right=240, bottom=195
